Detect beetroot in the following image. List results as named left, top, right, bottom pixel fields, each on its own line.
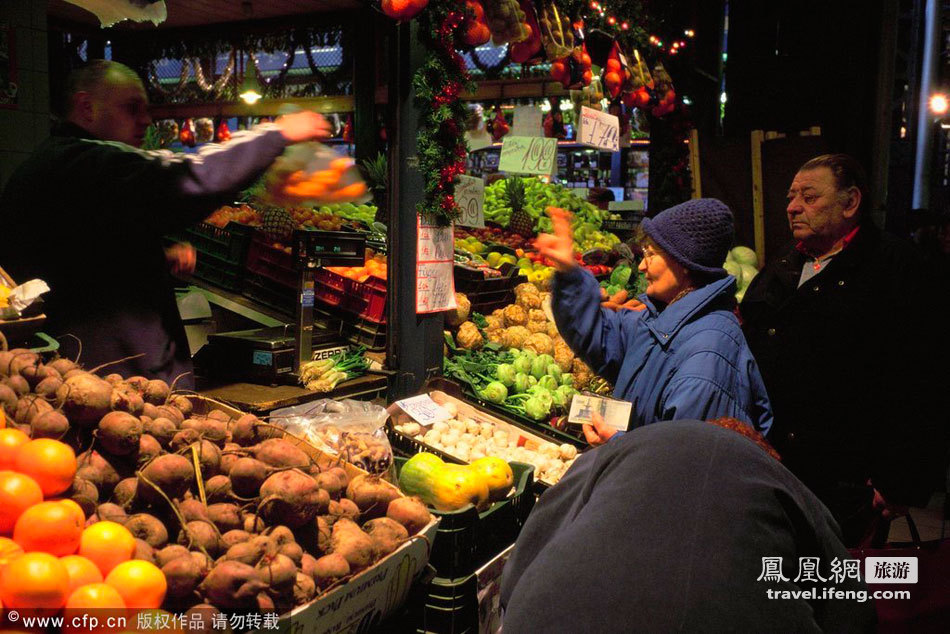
left=345, top=474, right=402, bottom=520
left=252, top=438, right=311, bottom=470
left=125, top=513, right=169, bottom=548
left=312, top=553, right=351, bottom=589
left=162, top=555, right=203, bottom=601
left=58, top=373, right=113, bottom=426
left=258, top=469, right=329, bottom=528
left=2, top=374, right=29, bottom=397
left=97, top=411, right=143, bottom=456
left=169, top=428, right=201, bottom=453
left=221, top=530, right=252, bottom=549
left=155, top=404, right=185, bottom=426
left=30, top=409, right=70, bottom=439
left=230, top=415, right=282, bottom=447
left=21, top=364, right=59, bottom=389
left=207, top=503, right=242, bottom=533
left=96, top=503, right=128, bottom=524
left=156, top=544, right=191, bottom=568
left=204, top=475, right=232, bottom=503
left=206, top=410, right=231, bottom=424
left=14, top=395, right=52, bottom=426
left=141, top=402, right=160, bottom=420
left=137, top=434, right=163, bottom=466
left=124, top=376, right=149, bottom=393
left=67, top=478, right=99, bottom=518
left=171, top=396, right=193, bottom=418
left=34, top=376, right=64, bottom=403
left=77, top=450, right=126, bottom=497
left=134, top=539, right=156, bottom=564
left=137, top=454, right=194, bottom=505
left=103, top=373, right=123, bottom=385
left=229, top=458, right=276, bottom=498
left=254, top=553, right=296, bottom=593
left=113, top=477, right=140, bottom=511
left=191, top=440, right=221, bottom=479
left=0, top=383, right=17, bottom=417
left=47, top=358, right=78, bottom=376
left=386, top=496, right=431, bottom=536
left=181, top=418, right=228, bottom=447
left=144, top=380, right=171, bottom=406
left=179, top=520, right=223, bottom=558
left=144, top=417, right=177, bottom=448
left=111, top=389, right=145, bottom=416
left=294, top=572, right=316, bottom=604
left=178, top=499, right=210, bottom=524
left=198, top=561, right=268, bottom=610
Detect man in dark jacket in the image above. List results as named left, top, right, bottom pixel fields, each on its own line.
left=739, top=154, right=947, bottom=546
left=500, top=421, right=875, bottom=633
left=0, top=60, right=329, bottom=387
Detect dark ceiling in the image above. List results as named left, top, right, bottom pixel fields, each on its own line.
left=48, top=0, right=364, bottom=29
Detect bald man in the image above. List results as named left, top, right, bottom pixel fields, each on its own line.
left=0, top=60, right=330, bottom=385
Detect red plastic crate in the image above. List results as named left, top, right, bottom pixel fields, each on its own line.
left=244, top=232, right=296, bottom=287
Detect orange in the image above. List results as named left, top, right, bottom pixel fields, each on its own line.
left=13, top=438, right=77, bottom=496
left=0, top=470, right=44, bottom=534
left=13, top=500, right=83, bottom=556
left=104, top=561, right=166, bottom=609
left=61, top=555, right=104, bottom=594
left=65, top=582, right=126, bottom=610
left=0, top=536, right=24, bottom=570
left=58, top=498, right=86, bottom=526
left=0, top=551, right=70, bottom=613
left=79, top=522, right=136, bottom=576
left=0, top=428, right=30, bottom=470
left=0, top=407, right=6, bottom=428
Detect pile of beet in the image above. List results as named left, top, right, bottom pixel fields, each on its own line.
left=0, top=348, right=433, bottom=616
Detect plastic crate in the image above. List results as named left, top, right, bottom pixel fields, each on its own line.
left=177, top=221, right=254, bottom=265
left=454, top=262, right=525, bottom=294
left=393, top=456, right=535, bottom=580
left=314, top=268, right=387, bottom=324
left=244, top=233, right=296, bottom=287
left=420, top=574, right=478, bottom=634
left=313, top=304, right=387, bottom=351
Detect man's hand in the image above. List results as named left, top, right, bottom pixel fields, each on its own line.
left=165, top=242, right=196, bottom=277
left=871, top=487, right=908, bottom=520
left=582, top=411, right=617, bottom=446
left=275, top=111, right=333, bottom=143
left=534, top=207, right=577, bottom=273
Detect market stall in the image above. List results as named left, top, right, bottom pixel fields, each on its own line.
left=0, top=0, right=761, bottom=631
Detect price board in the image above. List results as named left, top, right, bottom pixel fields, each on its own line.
left=576, top=106, right=620, bottom=152
left=498, top=136, right=558, bottom=176
left=455, top=175, right=485, bottom=228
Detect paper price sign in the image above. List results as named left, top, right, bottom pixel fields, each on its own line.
left=577, top=106, right=620, bottom=152
left=395, top=394, right=452, bottom=426
left=455, top=175, right=485, bottom=228
left=499, top=136, right=558, bottom=176
left=417, top=217, right=456, bottom=314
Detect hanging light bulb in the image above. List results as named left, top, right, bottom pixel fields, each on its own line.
left=239, top=56, right=263, bottom=105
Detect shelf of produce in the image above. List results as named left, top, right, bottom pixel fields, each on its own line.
left=198, top=374, right=388, bottom=415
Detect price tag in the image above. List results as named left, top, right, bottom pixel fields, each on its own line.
left=455, top=175, right=485, bottom=228
left=608, top=200, right=645, bottom=211
left=511, top=106, right=544, bottom=137
left=576, top=106, right=620, bottom=152
left=395, top=394, right=453, bottom=426
left=499, top=136, right=558, bottom=176
left=567, top=393, right=632, bottom=432
left=417, top=217, right=456, bottom=314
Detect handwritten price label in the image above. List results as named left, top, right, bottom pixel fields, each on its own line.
left=577, top=106, right=620, bottom=152
left=455, top=175, right=485, bottom=228
left=416, top=217, right=456, bottom=314
left=499, top=136, right=558, bottom=175
left=395, top=394, right=453, bottom=426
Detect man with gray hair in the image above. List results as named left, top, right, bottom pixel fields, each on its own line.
left=740, top=154, right=946, bottom=546
left=0, top=60, right=331, bottom=386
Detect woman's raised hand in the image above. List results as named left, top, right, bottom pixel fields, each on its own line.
left=534, top=206, right=576, bottom=272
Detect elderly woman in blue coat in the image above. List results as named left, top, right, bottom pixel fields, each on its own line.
left=537, top=199, right=773, bottom=445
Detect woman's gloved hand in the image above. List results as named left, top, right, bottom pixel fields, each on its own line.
left=535, top=206, right=577, bottom=273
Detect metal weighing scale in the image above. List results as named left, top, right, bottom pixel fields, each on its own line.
left=195, top=229, right=367, bottom=386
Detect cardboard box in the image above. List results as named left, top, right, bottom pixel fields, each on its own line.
left=186, top=396, right=440, bottom=634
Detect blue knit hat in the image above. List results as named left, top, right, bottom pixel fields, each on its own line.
left=640, top=198, right=734, bottom=276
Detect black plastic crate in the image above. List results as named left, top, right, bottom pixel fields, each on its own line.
left=192, top=251, right=245, bottom=292
left=241, top=273, right=296, bottom=316
left=454, top=262, right=525, bottom=294
left=313, top=304, right=387, bottom=352
left=419, top=574, right=478, bottom=634
left=392, top=456, right=535, bottom=580
left=176, top=221, right=254, bottom=265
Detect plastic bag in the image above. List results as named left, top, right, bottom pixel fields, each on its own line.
left=269, top=399, right=393, bottom=476
left=264, top=142, right=370, bottom=206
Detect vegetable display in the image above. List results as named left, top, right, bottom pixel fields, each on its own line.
left=298, top=347, right=370, bottom=393
left=723, top=246, right=760, bottom=302
left=0, top=352, right=433, bottom=618
left=483, top=177, right=609, bottom=234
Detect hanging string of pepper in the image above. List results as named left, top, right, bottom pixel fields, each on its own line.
left=412, top=2, right=476, bottom=226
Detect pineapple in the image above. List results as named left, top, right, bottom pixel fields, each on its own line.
left=261, top=206, right=296, bottom=241
left=506, top=176, right=534, bottom=237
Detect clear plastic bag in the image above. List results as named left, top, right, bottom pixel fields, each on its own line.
left=269, top=399, right=393, bottom=476
left=263, top=142, right=371, bottom=206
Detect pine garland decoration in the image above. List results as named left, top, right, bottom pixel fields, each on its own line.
left=413, top=1, right=476, bottom=226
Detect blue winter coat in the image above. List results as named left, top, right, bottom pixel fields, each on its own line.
left=552, top=267, right=773, bottom=433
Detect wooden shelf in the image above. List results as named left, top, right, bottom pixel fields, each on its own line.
left=149, top=95, right=355, bottom=119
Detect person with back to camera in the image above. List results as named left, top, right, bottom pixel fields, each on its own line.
left=500, top=418, right=876, bottom=633
left=0, top=60, right=332, bottom=388
left=739, top=153, right=948, bottom=546
left=535, top=199, right=773, bottom=445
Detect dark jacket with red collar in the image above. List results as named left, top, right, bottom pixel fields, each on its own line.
left=0, top=121, right=287, bottom=385
left=739, top=223, right=945, bottom=542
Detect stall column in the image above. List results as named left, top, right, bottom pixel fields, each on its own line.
left=352, top=10, right=379, bottom=166
left=386, top=19, right=445, bottom=400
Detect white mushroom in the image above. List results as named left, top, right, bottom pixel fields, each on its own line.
left=448, top=418, right=466, bottom=432
left=466, top=420, right=481, bottom=435
left=559, top=443, right=578, bottom=460
left=423, top=430, right=442, bottom=445
left=443, top=401, right=459, bottom=418
left=432, top=420, right=449, bottom=433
